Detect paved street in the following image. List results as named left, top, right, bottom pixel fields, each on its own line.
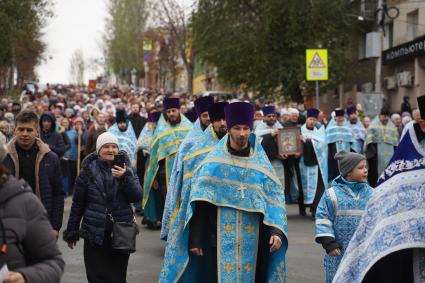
left=59, top=199, right=323, bottom=283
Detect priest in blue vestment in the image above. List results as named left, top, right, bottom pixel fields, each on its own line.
left=326, top=108, right=355, bottom=182
left=254, top=105, right=285, bottom=193
left=347, top=106, right=365, bottom=154
left=161, top=96, right=214, bottom=239
left=108, top=109, right=138, bottom=165
left=135, top=111, right=161, bottom=215
left=160, top=102, right=288, bottom=282
left=161, top=101, right=228, bottom=241
left=364, top=107, right=399, bottom=186
left=142, top=98, right=192, bottom=229
left=299, top=108, right=328, bottom=218
left=333, top=95, right=425, bottom=283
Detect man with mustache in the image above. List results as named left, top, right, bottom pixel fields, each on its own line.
left=143, top=98, right=192, bottom=229
left=160, top=102, right=288, bottom=282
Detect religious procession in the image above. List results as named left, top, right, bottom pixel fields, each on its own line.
left=1, top=0, right=425, bottom=283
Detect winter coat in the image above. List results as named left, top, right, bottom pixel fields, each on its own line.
left=39, top=112, right=66, bottom=158
left=3, top=138, right=65, bottom=231
left=0, top=174, right=65, bottom=283
left=63, top=151, right=142, bottom=246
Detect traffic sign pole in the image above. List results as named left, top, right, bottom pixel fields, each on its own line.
left=306, top=49, right=328, bottom=110
left=316, top=81, right=320, bottom=109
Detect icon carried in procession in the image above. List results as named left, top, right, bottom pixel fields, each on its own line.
left=277, top=127, right=303, bottom=155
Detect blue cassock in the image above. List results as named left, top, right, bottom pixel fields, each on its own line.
left=161, top=119, right=204, bottom=240
left=108, top=121, right=138, bottom=164
left=300, top=124, right=328, bottom=205
left=363, top=116, right=399, bottom=177
left=159, top=134, right=288, bottom=283
left=333, top=122, right=425, bottom=283
left=137, top=123, right=156, bottom=152
left=325, top=119, right=355, bottom=153
left=349, top=120, right=366, bottom=154
left=315, top=176, right=373, bottom=283
left=142, top=114, right=192, bottom=223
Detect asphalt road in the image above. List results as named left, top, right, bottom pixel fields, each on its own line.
left=59, top=199, right=323, bottom=283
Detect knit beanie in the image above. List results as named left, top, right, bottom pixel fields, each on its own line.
left=96, top=132, right=119, bottom=154
left=334, top=150, right=366, bottom=177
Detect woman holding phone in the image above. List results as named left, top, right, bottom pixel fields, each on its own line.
left=63, top=132, right=142, bottom=283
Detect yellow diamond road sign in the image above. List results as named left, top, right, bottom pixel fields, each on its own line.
left=306, top=49, right=328, bottom=81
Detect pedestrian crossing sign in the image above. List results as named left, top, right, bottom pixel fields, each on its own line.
left=306, top=49, right=328, bottom=81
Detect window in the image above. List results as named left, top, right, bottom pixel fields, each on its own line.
left=384, top=22, right=394, bottom=50
left=407, top=10, right=418, bottom=41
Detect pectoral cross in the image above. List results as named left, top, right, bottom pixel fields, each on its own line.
left=237, top=184, right=246, bottom=198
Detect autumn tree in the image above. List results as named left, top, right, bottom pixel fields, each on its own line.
left=192, top=0, right=366, bottom=101
left=150, top=0, right=194, bottom=94
left=104, top=0, right=148, bottom=85
left=0, top=0, right=53, bottom=94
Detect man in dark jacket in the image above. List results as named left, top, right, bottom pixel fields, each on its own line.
left=3, top=110, right=65, bottom=238
left=39, top=112, right=66, bottom=158
left=85, top=112, right=108, bottom=155
left=0, top=131, right=64, bottom=283
left=127, top=102, right=146, bottom=138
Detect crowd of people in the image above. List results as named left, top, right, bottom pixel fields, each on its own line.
left=0, top=84, right=423, bottom=283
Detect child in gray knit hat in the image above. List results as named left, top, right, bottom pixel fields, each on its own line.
left=314, top=150, right=374, bottom=283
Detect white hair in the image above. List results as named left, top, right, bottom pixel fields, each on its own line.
left=391, top=113, right=401, bottom=121
left=288, top=108, right=299, bottom=115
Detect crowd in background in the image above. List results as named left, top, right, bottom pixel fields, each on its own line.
left=0, top=86, right=417, bottom=199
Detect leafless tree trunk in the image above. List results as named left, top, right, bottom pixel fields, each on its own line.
left=150, top=0, right=194, bottom=94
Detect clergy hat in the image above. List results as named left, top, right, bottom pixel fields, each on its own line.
left=224, top=102, right=255, bottom=129
left=262, top=106, right=276, bottom=117
left=208, top=102, right=228, bottom=122
left=194, top=96, right=214, bottom=116
left=185, top=110, right=198, bottom=122
left=417, top=95, right=425, bottom=119
left=380, top=107, right=391, bottom=116
left=163, top=98, right=180, bottom=111
left=335, top=108, right=345, bottom=117
left=148, top=111, right=162, bottom=123
left=307, top=108, right=320, bottom=119
left=115, top=109, right=127, bottom=124
left=346, top=106, right=357, bottom=115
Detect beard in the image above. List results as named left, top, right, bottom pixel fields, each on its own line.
left=168, top=115, right=181, bottom=125
left=214, top=126, right=227, bottom=139
left=266, top=120, right=276, bottom=127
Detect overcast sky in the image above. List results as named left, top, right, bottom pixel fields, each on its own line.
left=36, top=0, right=194, bottom=84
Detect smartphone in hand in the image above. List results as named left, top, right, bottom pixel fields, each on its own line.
left=113, top=154, right=126, bottom=168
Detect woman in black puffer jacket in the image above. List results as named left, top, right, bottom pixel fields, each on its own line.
left=0, top=133, right=64, bottom=283
left=63, top=132, right=142, bottom=283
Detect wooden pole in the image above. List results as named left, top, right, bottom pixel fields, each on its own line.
left=77, top=133, right=81, bottom=176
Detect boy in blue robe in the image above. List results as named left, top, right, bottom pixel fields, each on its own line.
left=334, top=95, right=425, bottom=283
left=315, top=150, right=373, bottom=283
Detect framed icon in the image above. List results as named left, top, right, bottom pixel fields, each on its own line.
left=277, top=127, right=303, bottom=155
